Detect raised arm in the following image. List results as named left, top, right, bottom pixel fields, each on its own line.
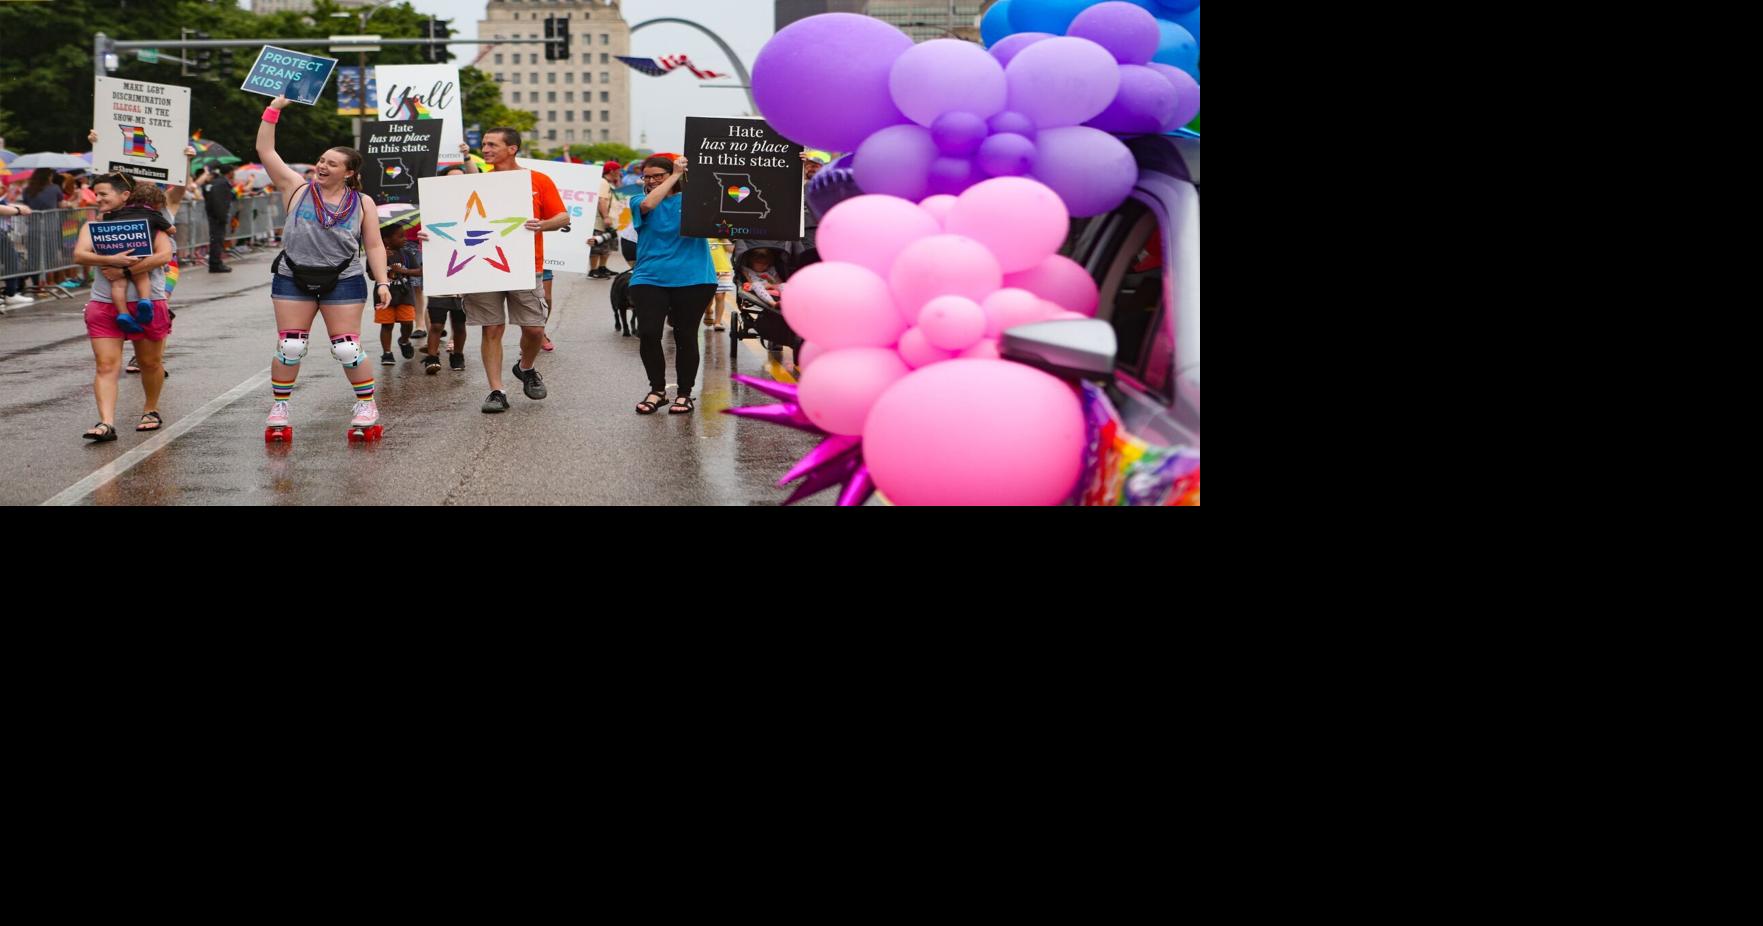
left=256, top=95, right=305, bottom=194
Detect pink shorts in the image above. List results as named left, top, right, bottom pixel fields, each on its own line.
left=85, top=300, right=173, bottom=342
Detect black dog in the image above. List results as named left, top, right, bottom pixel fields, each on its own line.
left=609, top=269, right=636, bottom=337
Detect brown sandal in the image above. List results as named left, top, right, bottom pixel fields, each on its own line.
left=636, top=391, right=666, bottom=415
left=136, top=411, right=163, bottom=432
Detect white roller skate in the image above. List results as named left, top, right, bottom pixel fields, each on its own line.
left=264, top=400, right=292, bottom=443
left=347, top=400, right=382, bottom=442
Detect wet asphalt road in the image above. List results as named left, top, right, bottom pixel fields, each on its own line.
left=0, top=250, right=831, bottom=506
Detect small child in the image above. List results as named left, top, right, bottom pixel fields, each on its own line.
left=379, top=225, right=418, bottom=364
left=740, top=248, right=784, bottom=309
left=108, top=182, right=174, bottom=327
left=707, top=238, right=734, bottom=330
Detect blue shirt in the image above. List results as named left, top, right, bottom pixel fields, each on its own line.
left=630, top=194, right=715, bottom=288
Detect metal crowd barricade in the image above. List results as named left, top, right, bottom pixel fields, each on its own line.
left=1, top=207, right=102, bottom=296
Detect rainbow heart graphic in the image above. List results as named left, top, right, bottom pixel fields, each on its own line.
left=727, top=185, right=752, bottom=203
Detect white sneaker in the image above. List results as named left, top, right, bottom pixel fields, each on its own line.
left=266, top=401, right=291, bottom=427
left=3, top=294, right=34, bottom=306
left=350, top=400, right=379, bottom=428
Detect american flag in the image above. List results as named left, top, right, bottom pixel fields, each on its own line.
left=614, top=55, right=729, bottom=80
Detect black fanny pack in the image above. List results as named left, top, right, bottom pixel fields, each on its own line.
left=273, top=251, right=356, bottom=299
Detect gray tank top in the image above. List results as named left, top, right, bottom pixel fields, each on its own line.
left=276, top=184, right=365, bottom=279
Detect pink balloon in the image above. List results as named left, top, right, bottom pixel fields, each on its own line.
left=981, top=287, right=1048, bottom=338
left=918, top=295, right=988, bottom=351
left=959, top=339, right=1002, bottom=360
left=796, top=341, right=824, bottom=370
left=818, top=195, right=943, bottom=278
left=798, top=347, right=911, bottom=437
left=918, top=194, right=958, bottom=228
left=864, top=360, right=1087, bottom=505
left=782, top=261, right=907, bottom=350
left=897, top=327, right=956, bottom=369
left=1003, top=255, right=1099, bottom=316
left=889, top=234, right=1004, bottom=325
left=947, top=177, right=1070, bottom=273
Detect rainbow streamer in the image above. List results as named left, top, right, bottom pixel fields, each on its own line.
left=1075, top=383, right=1201, bottom=506
left=164, top=257, right=180, bottom=294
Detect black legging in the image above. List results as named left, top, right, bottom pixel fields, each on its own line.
left=632, top=283, right=717, bottom=397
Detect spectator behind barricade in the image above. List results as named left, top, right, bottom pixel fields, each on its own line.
left=23, top=168, right=61, bottom=211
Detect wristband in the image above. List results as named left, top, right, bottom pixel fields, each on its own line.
left=262, top=107, right=281, bottom=124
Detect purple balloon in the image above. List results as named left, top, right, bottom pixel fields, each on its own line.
left=927, top=156, right=978, bottom=197
left=977, top=133, right=1036, bottom=177
left=1067, top=3, right=1161, bottom=66
left=990, top=32, right=1055, bottom=68
left=1152, top=20, right=1199, bottom=78
left=1147, top=64, right=1200, bottom=130
left=931, top=112, right=989, bottom=157
left=988, top=110, right=1037, bottom=138
left=889, top=39, right=1008, bottom=127
left=753, top=13, right=915, bottom=152
left=1005, top=37, right=1122, bottom=129
left=1032, top=126, right=1137, bottom=217
left=1086, top=64, right=1178, bottom=135
left=853, top=124, right=940, bottom=201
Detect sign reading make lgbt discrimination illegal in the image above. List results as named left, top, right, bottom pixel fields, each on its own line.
left=241, top=46, right=338, bottom=106
left=92, top=76, right=191, bottom=185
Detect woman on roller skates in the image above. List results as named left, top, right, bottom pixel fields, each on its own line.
left=256, top=94, right=394, bottom=442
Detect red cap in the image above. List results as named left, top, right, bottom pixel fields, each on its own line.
left=603, top=161, right=621, bottom=172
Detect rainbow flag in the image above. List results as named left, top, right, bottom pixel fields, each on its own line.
left=122, top=126, right=159, bottom=160
left=404, top=96, right=435, bottom=119
left=164, top=257, right=180, bottom=295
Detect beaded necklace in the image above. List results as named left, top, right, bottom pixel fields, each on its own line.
left=308, top=182, right=359, bottom=229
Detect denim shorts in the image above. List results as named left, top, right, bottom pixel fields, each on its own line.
left=271, top=272, right=369, bottom=305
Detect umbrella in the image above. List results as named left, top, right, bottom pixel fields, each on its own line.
left=6, top=152, right=90, bottom=171
left=75, top=151, right=93, bottom=165
left=189, top=136, right=242, bottom=171
left=377, top=202, right=420, bottom=229
left=0, top=148, right=17, bottom=165
left=234, top=163, right=272, bottom=190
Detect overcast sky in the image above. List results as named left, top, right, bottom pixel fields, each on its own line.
left=249, top=0, right=777, bottom=152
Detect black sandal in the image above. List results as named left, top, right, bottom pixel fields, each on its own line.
left=136, top=411, right=163, bottom=432
left=636, top=390, right=667, bottom=415
left=669, top=394, right=696, bottom=414
left=83, top=422, right=117, bottom=442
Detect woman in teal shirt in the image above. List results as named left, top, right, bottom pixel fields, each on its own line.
left=630, top=155, right=717, bottom=415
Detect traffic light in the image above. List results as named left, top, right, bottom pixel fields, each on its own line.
left=218, top=47, right=235, bottom=74
left=424, top=17, right=453, bottom=63
left=194, top=32, right=211, bottom=74
left=545, top=16, right=570, bottom=62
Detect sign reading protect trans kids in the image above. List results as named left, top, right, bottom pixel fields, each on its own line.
left=240, top=46, right=339, bottom=106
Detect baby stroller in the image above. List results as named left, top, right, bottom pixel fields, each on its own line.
left=730, top=239, right=810, bottom=354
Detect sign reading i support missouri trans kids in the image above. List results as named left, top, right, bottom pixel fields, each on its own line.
left=240, top=46, right=339, bottom=106
left=680, top=116, right=804, bottom=241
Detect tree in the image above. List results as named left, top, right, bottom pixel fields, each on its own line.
left=0, top=1, right=453, bottom=157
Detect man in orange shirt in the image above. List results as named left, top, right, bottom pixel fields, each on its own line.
left=463, top=127, right=569, bottom=414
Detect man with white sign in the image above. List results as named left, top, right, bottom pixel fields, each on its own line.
left=417, top=128, right=567, bottom=414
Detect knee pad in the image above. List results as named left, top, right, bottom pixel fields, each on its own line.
left=276, top=330, right=310, bottom=365
left=330, top=335, right=366, bottom=368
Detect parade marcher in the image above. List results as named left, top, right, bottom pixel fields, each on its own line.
left=256, top=94, right=393, bottom=442
left=628, top=155, right=716, bottom=415
left=71, top=173, right=175, bottom=440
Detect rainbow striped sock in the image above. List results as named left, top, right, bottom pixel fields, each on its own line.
left=271, top=379, right=295, bottom=400
left=352, top=379, right=376, bottom=402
